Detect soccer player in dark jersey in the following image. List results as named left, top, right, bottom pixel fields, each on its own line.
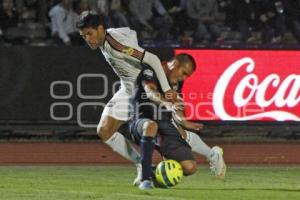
left=129, top=53, right=197, bottom=189
left=128, top=53, right=226, bottom=190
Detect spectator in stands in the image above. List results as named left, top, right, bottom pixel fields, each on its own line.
left=0, top=0, right=19, bottom=43
left=73, top=0, right=89, bottom=15
left=0, top=0, right=18, bottom=28
left=128, top=0, right=173, bottom=40
left=86, top=0, right=100, bottom=12
left=72, top=0, right=89, bottom=45
left=283, top=0, right=300, bottom=43
left=89, top=0, right=129, bottom=28
left=48, top=0, right=80, bottom=45
left=110, top=0, right=130, bottom=27
left=93, top=0, right=109, bottom=16
left=256, top=0, right=286, bottom=44
left=217, top=0, right=234, bottom=28
left=161, top=0, right=187, bottom=40
left=230, top=0, right=257, bottom=43
left=186, top=0, right=224, bottom=43
left=14, top=0, right=48, bottom=24
left=88, top=0, right=113, bottom=27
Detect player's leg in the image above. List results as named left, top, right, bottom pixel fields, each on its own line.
left=162, top=143, right=197, bottom=176
left=97, top=89, right=142, bottom=181
left=210, top=146, right=226, bottom=179
left=130, top=119, right=158, bottom=190
left=97, top=115, right=140, bottom=165
left=185, top=130, right=212, bottom=158
left=185, top=131, right=226, bottom=179
left=140, top=120, right=157, bottom=182
left=158, top=121, right=197, bottom=176
left=180, top=160, right=197, bottom=176
left=164, top=143, right=197, bottom=176
left=97, top=115, right=123, bottom=141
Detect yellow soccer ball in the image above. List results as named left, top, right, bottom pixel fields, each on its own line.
left=155, top=159, right=183, bottom=187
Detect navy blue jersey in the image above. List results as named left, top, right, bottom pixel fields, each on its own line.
left=131, top=64, right=183, bottom=121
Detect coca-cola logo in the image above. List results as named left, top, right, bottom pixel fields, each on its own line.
left=176, top=49, right=300, bottom=121
left=213, top=57, right=300, bottom=121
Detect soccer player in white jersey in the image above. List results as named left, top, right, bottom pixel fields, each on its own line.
left=76, top=11, right=177, bottom=184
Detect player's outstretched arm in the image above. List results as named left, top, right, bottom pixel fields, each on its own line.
left=174, top=109, right=204, bottom=132
left=172, top=97, right=203, bottom=132
left=143, top=79, right=203, bottom=132
left=143, top=82, right=173, bottom=108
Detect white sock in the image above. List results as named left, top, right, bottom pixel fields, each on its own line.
left=105, top=132, right=141, bottom=165
left=185, top=131, right=212, bottom=160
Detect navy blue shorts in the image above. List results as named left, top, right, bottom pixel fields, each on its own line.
left=127, top=119, right=194, bottom=162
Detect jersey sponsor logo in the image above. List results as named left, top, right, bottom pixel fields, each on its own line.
left=122, top=46, right=134, bottom=56
left=143, top=69, right=154, bottom=77
left=105, top=33, right=144, bottom=61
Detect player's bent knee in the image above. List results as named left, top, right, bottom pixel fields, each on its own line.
left=181, top=160, right=197, bottom=176
left=142, top=120, right=158, bottom=137
left=97, top=125, right=115, bottom=141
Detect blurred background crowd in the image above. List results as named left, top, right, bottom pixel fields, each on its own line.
left=1, top=0, right=300, bottom=47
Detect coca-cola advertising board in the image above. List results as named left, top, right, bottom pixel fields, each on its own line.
left=176, top=49, right=300, bottom=121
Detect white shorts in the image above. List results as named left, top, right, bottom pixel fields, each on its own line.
left=100, top=88, right=132, bottom=122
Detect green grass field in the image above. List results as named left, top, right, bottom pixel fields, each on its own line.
left=0, top=166, right=299, bottom=200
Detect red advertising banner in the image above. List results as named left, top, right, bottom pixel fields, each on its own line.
left=175, top=49, right=300, bottom=121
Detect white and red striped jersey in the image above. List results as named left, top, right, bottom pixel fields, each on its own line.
left=100, top=27, right=171, bottom=94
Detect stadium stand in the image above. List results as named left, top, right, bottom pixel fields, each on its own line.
left=0, top=0, right=300, bottom=47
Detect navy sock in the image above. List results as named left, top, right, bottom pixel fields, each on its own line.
left=141, top=136, right=155, bottom=181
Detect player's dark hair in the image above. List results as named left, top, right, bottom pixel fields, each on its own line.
left=76, top=11, right=106, bottom=30
left=174, top=53, right=196, bottom=70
